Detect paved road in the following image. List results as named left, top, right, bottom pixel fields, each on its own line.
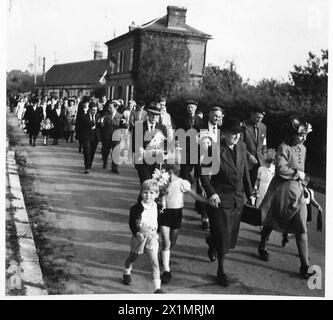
left=7, top=113, right=325, bottom=296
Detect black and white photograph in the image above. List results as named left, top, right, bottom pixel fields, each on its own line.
left=3, top=0, right=331, bottom=300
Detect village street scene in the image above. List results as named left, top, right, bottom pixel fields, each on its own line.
left=5, top=0, right=328, bottom=298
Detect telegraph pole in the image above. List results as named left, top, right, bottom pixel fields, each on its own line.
left=42, top=57, right=46, bottom=97
left=34, top=44, right=37, bottom=85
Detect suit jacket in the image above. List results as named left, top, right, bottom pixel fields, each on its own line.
left=100, top=111, right=123, bottom=141
left=79, top=112, right=101, bottom=141
left=129, top=109, right=148, bottom=130
left=132, top=120, right=168, bottom=153
left=241, top=119, right=267, bottom=168
left=200, top=140, right=252, bottom=208
left=129, top=202, right=162, bottom=236
left=24, top=106, right=43, bottom=135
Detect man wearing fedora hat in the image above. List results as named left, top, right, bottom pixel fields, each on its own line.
left=132, top=102, right=167, bottom=184
left=200, top=117, right=253, bottom=286
left=241, top=105, right=267, bottom=187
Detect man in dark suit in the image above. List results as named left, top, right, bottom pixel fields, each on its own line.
left=201, top=117, right=253, bottom=287
left=23, top=97, right=43, bottom=146
left=79, top=102, right=100, bottom=173
left=241, top=106, right=267, bottom=186
left=197, top=106, right=225, bottom=229
left=132, top=102, right=167, bottom=184
left=177, top=100, right=203, bottom=184
left=100, top=100, right=123, bottom=173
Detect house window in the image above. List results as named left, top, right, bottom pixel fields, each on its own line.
left=117, top=52, right=121, bottom=73
left=111, top=86, right=114, bottom=99
left=120, top=50, right=125, bottom=72
left=129, top=48, right=134, bottom=71
left=128, top=85, right=134, bottom=102
left=118, top=86, right=122, bottom=99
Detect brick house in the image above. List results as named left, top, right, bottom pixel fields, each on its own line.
left=39, top=51, right=109, bottom=98
left=104, top=6, right=212, bottom=104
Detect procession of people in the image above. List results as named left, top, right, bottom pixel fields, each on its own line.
left=10, top=93, right=323, bottom=294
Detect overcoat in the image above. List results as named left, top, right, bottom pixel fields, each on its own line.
left=260, top=142, right=308, bottom=234
left=50, top=107, right=67, bottom=139
left=23, top=105, right=43, bottom=136
left=200, top=140, right=252, bottom=254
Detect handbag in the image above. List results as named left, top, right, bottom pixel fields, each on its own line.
left=241, top=201, right=262, bottom=226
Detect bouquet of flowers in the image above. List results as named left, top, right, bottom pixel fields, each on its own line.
left=152, top=167, right=170, bottom=209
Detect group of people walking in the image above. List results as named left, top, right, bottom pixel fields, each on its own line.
left=10, top=93, right=323, bottom=294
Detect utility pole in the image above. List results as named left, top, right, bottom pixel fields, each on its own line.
left=42, top=57, right=46, bottom=97
left=34, top=44, right=37, bottom=85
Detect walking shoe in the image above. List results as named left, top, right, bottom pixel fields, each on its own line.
left=282, top=234, right=289, bottom=247
left=217, top=272, right=230, bottom=287
left=84, top=169, right=90, bottom=174
left=123, top=274, right=132, bottom=285
left=154, top=289, right=165, bottom=294
left=161, top=271, right=172, bottom=284
left=112, top=168, right=120, bottom=174
left=299, top=265, right=316, bottom=280
left=258, top=247, right=270, bottom=261
left=201, top=219, right=209, bottom=230
left=205, top=236, right=216, bottom=262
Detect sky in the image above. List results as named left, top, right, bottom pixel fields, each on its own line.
left=6, top=0, right=330, bottom=82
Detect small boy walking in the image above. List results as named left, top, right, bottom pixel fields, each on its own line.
left=123, top=179, right=164, bottom=293
left=159, top=163, right=208, bottom=284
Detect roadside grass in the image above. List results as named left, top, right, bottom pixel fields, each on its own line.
left=7, top=120, right=73, bottom=295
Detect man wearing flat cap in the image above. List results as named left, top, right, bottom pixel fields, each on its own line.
left=132, top=102, right=167, bottom=184
left=241, top=105, right=267, bottom=186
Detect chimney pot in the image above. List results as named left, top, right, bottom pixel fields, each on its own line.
left=167, top=6, right=187, bottom=28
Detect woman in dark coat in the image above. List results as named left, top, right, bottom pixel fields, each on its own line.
left=50, top=101, right=66, bottom=145
left=23, top=97, right=43, bottom=146
left=257, top=119, right=314, bottom=279
left=200, top=117, right=253, bottom=287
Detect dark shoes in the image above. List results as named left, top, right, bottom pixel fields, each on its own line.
left=282, top=234, right=289, bottom=247
left=112, top=168, right=120, bottom=174
left=217, top=272, right=230, bottom=287
left=161, top=271, right=172, bottom=284
left=201, top=219, right=209, bottom=230
left=154, top=289, right=165, bottom=294
left=205, top=236, right=216, bottom=262
left=299, top=265, right=316, bottom=280
left=123, top=274, right=132, bottom=285
left=84, top=169, right=90, bottom=174
left=258, top=247, right=270, bottom=261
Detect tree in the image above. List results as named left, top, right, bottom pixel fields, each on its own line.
left=133, top=33, right=191, bottom=102
left=6, top=70, right=43, bottom=95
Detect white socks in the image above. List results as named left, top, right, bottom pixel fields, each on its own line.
left=162, top=250, right=170, bottom=272
left=124, top=266, right=132, bottom=275
left=153, top=279, right=161, bottom=290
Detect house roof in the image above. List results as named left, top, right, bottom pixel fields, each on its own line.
left=44, top=59, right=109, bottom=86
left=140, top=15, right=212, bottom=39
left=105, top=15, right=211, bottom=45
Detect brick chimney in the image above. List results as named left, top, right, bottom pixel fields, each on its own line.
left=94, top=50, right=103, bottom=60
left=167, top=6, right=187, bottom=28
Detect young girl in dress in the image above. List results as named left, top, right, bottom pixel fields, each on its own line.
left=254, top=149, right=276, bottom=207
left=159, top=163, right=207, bottom=284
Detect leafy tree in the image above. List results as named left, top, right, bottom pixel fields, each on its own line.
left=133, top=33, right=190, bottom=102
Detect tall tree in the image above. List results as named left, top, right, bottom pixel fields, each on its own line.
left=133, top=33, right=190, bottom=102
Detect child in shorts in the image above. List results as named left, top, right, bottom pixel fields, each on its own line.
left=122, top=179, right=164, bottom=293
left=159, top=163, right=208, bottom=284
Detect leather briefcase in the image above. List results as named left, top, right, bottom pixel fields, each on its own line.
left=241, top=204, right=262, bottom=226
